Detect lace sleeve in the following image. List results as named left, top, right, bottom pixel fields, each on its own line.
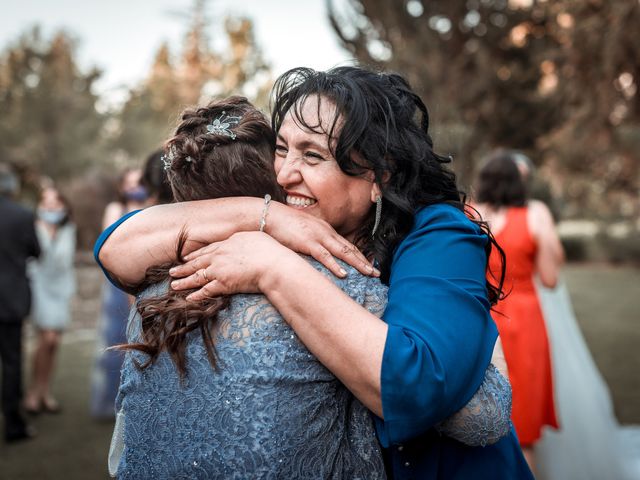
left=362, top=276, right=389, bottom=319
left=435, top=364, right=512, bottom=447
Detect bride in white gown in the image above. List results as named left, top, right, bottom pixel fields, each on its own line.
left=535, top=278, right=640, bottom=480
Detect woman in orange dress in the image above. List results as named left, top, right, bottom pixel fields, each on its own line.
left=474, top=150, right=564, bottom=474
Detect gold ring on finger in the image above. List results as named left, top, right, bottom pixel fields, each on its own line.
left=200, top=269, right=209, bottom=283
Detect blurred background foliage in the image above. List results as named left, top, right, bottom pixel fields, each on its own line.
left=328, top=0, right=640, bottom=220
left=0, top=1, right=272, bottom=247
left=0, top=0, right=638, bottom=256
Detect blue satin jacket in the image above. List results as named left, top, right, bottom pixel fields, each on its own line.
left=375, top=204, right=533, bottom=479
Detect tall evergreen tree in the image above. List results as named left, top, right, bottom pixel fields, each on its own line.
left=113, top=44, right=183, bottom=161
left=112, top=0, right=272, bottom=163
left=0, top=28, right=107, bottom=180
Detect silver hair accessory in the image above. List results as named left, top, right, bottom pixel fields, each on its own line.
left=161, top=153, right=172, bottom=171
left=372, top=195, right=382, bottom=238
left=206, top=111, right=242, bottom=140
left=162, top=149, right=194, bottom=171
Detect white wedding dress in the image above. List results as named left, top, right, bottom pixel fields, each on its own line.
left=535, top=278, right=640, bottom=480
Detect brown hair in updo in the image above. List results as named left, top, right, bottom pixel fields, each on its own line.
left=118, top=96, right=284, bottom=380
left=165, top=96, right=284, bottom=202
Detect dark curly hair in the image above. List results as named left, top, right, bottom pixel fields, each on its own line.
left=271, top=66, right=505, bottom=303
left=475, top=149, right=528, bottom=208
left=118, top=96, right=284, bottom=379
left=141, top=149, right=173, bottom=205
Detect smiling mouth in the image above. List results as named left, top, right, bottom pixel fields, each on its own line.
left=286, top=194, right=317, bottom=208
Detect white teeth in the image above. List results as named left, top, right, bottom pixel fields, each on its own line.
left=286, top=195, right=317, bottom=207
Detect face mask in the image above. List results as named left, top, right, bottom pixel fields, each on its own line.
left=38, top=209, right=67, bottom=225
left=124, top=186, right=148, bottom=202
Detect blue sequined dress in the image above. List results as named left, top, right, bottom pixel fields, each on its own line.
left=110, top=258, right=512, bottom=479
left=112, top=260, right=387, bottom=480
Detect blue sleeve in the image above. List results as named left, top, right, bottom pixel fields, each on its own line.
left=374, top=204, right=498, bottom=447
left=93, top=209, right=142, bottom=290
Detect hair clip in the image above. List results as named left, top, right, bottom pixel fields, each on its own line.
left=162, top=148, right=194, bottom=171
left=206, top=111, right=242, bottom=140
left=161, top=153, right=173, bottom=171
left=162, top=147, right=178, bottom=171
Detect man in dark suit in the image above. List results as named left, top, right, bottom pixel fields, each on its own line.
left=0, top=163, right=40, bottom=442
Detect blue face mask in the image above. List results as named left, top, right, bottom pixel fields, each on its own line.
left=124, top=186, right=148, bottom=203
left=38, top=209, right=67, bottom=225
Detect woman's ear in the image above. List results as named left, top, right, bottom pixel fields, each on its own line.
left=370, top=182, right=382, bottom=203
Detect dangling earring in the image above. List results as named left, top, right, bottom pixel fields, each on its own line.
left=372, top=195, right=382, bottom=238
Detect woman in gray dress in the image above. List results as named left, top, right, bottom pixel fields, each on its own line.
left=24, top=187, right=76, bottom=414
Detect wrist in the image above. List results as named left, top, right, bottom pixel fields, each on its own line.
left=261, top=200, right=286, bottom=236
left=257, top=245, right=299, bottom=293
left=234, top=197, right=263, bottom=233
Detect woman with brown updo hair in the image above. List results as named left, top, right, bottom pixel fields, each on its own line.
left=473, top=149, right=563, bottom=475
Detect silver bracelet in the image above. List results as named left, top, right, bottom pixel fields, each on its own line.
left=259, top=194, right=272, bottom=232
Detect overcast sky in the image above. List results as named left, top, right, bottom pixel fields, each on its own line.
left=1, top=0, right=353, bottom=101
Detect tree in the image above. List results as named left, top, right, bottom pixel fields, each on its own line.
left=0, top=28, right=108, bottom=181
left=328, top=0, right=640, bottom=217
left=111, top=1, right=272, bottom=163
left=112, top=43, right=183, bottom=161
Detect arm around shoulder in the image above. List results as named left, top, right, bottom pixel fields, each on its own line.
left=97, top=198, right=263, bottom=287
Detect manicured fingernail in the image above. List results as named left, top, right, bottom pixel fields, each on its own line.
left=372, top=267, right=380, bottom=277
left=339, top=268, right=347, bottom=277
left=171, top=281, right=179, bottom=289
left=169, top=267, right=177, bottom=275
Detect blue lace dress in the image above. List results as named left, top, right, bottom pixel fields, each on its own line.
left=111, top=259, right=511, bottom=479
left=113, top=260, right=387, bottom=480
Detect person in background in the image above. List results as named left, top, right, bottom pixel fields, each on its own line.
left=0, top=163, right=40, bottom=442
left=509, top=155, right=639, bottom=480
left=141, top=149, right=173, bottom=206
left=90, top=168, right=146, bottom=419
left=24, top=187, right=76, bottom=414
left=473, top=149, right=564, bottom=475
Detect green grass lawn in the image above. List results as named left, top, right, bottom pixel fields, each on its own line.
left=0, top=334, right=114, bottom=479
left=0, top=263, right=638, bottom=479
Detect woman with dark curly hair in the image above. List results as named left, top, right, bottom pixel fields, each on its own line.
left=97, top=68, right=532, bottom=479
left=473, top=149, right=564, bottom=474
